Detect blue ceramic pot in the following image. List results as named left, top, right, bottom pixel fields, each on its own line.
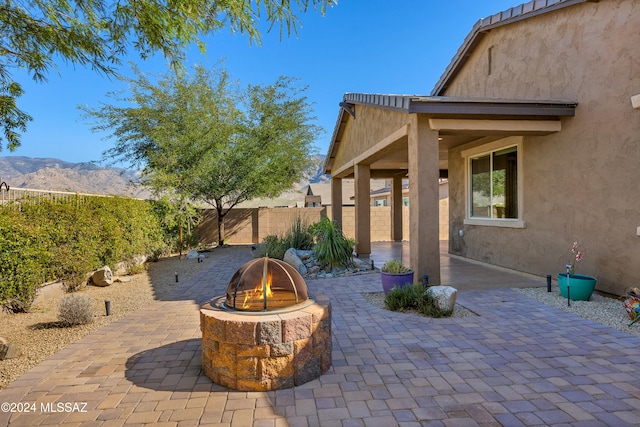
left=557, top=273, right=597, bottom=301
left=381, top=271, right=414, bottom=295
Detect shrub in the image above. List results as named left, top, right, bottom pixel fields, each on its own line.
left=58, top=294, right=94, bottom=326
left=309, top=216, right=355, bottom=269
left=257, top=235, right=289, bottom=260
left=0, top=217, right=47, bottom=312
left=284, top=216, right=314, bottom=251
left=256, top=216, right=314, bottom=260
left=381, top=259, right=411, bottom=274
left=384, top=283, right=452, bottom=317
left=0, top=195, right=169, bottom=312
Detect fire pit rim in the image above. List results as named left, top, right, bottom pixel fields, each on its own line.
left=202, top=293, right=318, bottom=316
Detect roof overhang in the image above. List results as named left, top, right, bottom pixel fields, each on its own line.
left=323, top=94, right=577, bottom=176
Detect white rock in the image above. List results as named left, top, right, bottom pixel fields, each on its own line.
left=426, top=286, right=457, bottom=312
left=186, top=249, right=199, bottom=259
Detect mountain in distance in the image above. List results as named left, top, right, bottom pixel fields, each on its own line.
left=0, top=155, right=330, bottom=203
left=0, top=156, right=150, bottom=198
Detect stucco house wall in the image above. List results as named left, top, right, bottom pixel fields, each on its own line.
left=331, top=105, right=408, bottom=173
left=444, top=0, right=640, bottom=294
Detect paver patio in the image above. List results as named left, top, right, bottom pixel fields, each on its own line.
left=2, top=244, right=640, bottom=426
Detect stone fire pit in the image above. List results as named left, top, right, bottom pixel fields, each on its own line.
left=200, top=257, right=332, bottom=391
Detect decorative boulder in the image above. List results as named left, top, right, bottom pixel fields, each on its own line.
left=90, top=266, right=113, bottom=287
left=186, top=249, right=199, bottom=259
left=0, top=337, right=21, bottom=360
left=426, top=286, right=457, bottom=312
left=114, top=255, right=148, bottom=275
left=283, top=248, right=308, bottom=275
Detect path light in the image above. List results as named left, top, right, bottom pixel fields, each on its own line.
left=105, top=299, right=111, bottom=316
left=175, top=271, right=179, bottom=283
left=565, top=264, right=572, bottom=307
left=547, top=275, right=552, bottom=292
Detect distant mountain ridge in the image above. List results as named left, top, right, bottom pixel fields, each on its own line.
left=0, top=156, right=149, bottom=198
left=0, top=155, right=329, bottom=201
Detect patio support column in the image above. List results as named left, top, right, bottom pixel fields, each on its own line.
left=331, top=177, right=343, bottom=227
left=408, top=114, right=441, bottom=285
left=390, top=175, right=403, bottom=241
left=354, top=163, right=371, bottom=257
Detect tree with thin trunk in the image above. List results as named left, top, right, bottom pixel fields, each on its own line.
left=0, top=0, right=334, bottom=151
left=83, top=64, right=321, bottom=245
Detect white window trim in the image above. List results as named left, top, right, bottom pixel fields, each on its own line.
left=461, top=136, right=525, bottom=229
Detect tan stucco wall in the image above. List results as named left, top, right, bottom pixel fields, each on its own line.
left=331, top=106, right=408, bottom=175
left=195, top=203, right=449, bottom=245
left=445, top=0, right=640, bottom=295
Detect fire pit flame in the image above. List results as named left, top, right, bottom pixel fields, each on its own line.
left=242, top=268, right=273, bottom=309
left=226, top=256, right=309, bottom=312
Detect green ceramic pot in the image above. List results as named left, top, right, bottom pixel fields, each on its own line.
left=557, top=273, right=597, bottom=301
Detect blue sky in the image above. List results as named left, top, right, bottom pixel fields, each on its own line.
left=8, top=1, right=519, bottom=166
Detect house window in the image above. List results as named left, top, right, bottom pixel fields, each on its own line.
left=462, top=137, right=524, bottom=228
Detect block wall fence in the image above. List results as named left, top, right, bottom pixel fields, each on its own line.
left=195, top=200, right=449, bottom=245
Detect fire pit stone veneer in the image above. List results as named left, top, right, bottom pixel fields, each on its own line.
left=199, top=257, right=331, bottom=391
left=200, top=294, right=331, bottom=391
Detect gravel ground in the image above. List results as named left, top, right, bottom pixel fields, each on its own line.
left=0, top=251, right=214, bottom=391
left=515, top=286, right=640, bottom=337
left=363, top=286, right=640, bottom=338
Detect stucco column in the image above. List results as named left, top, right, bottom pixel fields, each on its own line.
left=408, top=114, right=441, bottom=285
left=331, top=177, right=343, bottom=227
left=390, top=175, right=403, bottom=241
left=354, top=163, right=371, bottom=257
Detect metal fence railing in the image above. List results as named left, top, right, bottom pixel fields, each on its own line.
left=0, top=187, right=109, bottom=208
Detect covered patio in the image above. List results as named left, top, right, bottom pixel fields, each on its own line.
left=324, top=93, right=576, bottom=285
left=370, top=240, right=545, bottom=291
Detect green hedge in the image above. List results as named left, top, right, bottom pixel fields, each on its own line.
left=0, top=196, right=169, bottom=312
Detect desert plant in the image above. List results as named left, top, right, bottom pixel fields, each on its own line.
left=384, top=283, right=452, bottom=317
left=256, top=217, right=314, bottom=260
left=58, top=294, right=94, bottom=326
left=381, top=259, right=411, bottom=274
left=256, top=235, right=289, bottom=259
left=309, top=216, right=355, bottom=269
left=284, top=216, right=314, bottom=251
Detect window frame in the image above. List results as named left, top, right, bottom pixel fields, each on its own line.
left=461, top=136, right=525, bottom=229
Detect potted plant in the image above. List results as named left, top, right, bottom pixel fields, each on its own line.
left=381, top=259, right=414, bottom=295
left=557, top=241, right=597, bottom=301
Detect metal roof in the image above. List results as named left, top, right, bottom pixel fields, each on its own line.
left=431, top=0, right=599, bottom=95
left=341, top=93, right=577, bottom=117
